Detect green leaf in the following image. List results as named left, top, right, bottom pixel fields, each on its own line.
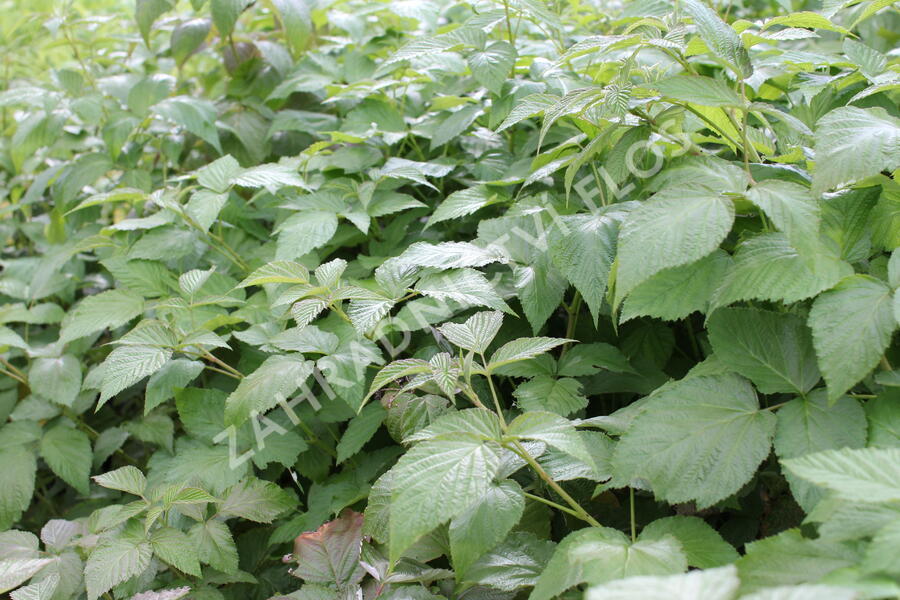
left=219, top=477, right=294, bottom=523
left=621, top=251, right=731, bottom=323
left=211, top=0, right=251, bottom=37
left=735, top=529, right=860, bottom=594
left=170, top=18, right=210, bottom=67
left=135, top=0, right=174, bottom=45
left=276, top=211, right=339, bottom=260
left=707, top=308, right=820, bottom=395
left=438, top=311, right=503, bottom=354
left=0, top=326, right=27, bottom=350
left=0, top=558, right=54, bottom=595
left=224, top=354, right=312, bottom=426
left=513, top=377, right=587, bottom=417
left=154, top=96, right=222, bottom=153
left=761, top=11, right=849, bottom=34
left=347, top=291, right=395, bottom=335
left=616, top=189, right=735, bottom=305
left=515, top=255, right=567, bottom=333
left=450, top=479, right=524, bottom=577
left=415, top=268, right=511, bottom=313
left=129, top=588, right=191, bottom=600
left=811, top=106, right=900, bottom=196
left=336, top=403, right=386, bottom=463
left=150, top=527, right=201, bottom=576
left=586, top=565, right=740, bottom=600
left=100, top=345, right=172, bottom=406
left=530, top=527, right=687, bottom=600
left=430, top=105, right=481, bottom=149
left=231, top=162, right=305, bottom=190
left=427, top=186, right=500, bottom=228
left=399, top=241, right=507, bottom=270
left=236, top=261, right=310, bottom=287
left=84, top=536, right=153, bottom=600
left=809, top=275, right=896, bottom=400
left=867, top=395, right=900, bottom=448
left=178, top=268, right=215, bottom=296
left=28, top=355, right=81, bottom=407
left=468, top=41, right=516, bottom=95
left=496, top=93, right=559, bottom=132
left=557, top=342, right=635, bottom=376
left=648, top=75, right=743, bottom=107
left=189, top=519, right=238, bottom=573
left=0, top=448, right=36, bottom=530
left=612, top=374, right=775, bottom=508
left=639, top=516, right=739, bottom=569
left=40, top=425, right=91, bottom=495
left=549, top=208, right=628, bottom=322
left=774, top=391, right=867, bottom=511
left=463, top=531, right=555, bottom=591
left=290, top=298, right=327, bottom=329
left=712, top=233, right=852, bottom=309
left=406, top=409, right=503, bottom=443
left=364, top=359, right=432, bottom=405
left=745, top=180, right=821, bottom=257
left=60, top=290, right=145, bottom=343
left=9, top=574, right=60, bottom=600
left=506, top=410, right=596, bottom=467
left=92, top=466, right=147, bottom=496
left=389, top=436, right=502, bottom=562
left=196, top=155, right=240, bottom=192
left=489, top=337, right=570, bottom=371
left=782, top=447, right=900, bottom=503
left=144, top=359, right=203, bottom=414
left=682, top=0, right=752, bottom=78
left=270, top=0, right=312, bottom=56
left=862, top=518, right=900, bottom=575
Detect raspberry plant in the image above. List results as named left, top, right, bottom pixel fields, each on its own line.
left=0, top=0, right=899, bottom=598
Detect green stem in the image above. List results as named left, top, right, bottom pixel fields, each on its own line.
left=0, top=356, right=27, bottom=382
left=681, top=104, right=744, bottom=150
left=510, top=440, right=602, bottom=528
left=562, top=292, right=582, bottom=355
left=202, top=350, right=244, bottom=378
left=502, top=0, right=516, bottom=46
left=480, top=354, right=507, bottom=428
left=523, top=491, right=583, bottom=519
left=683, top=318, right=700, bottom=360
left=629, top=487, right=636, bottom=542
left=0, top=366, right=26, bottom=387
left=462, top=383, right=490, bottom=412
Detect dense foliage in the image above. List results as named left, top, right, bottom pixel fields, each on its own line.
left=1, top=0, right=899, bottom=598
